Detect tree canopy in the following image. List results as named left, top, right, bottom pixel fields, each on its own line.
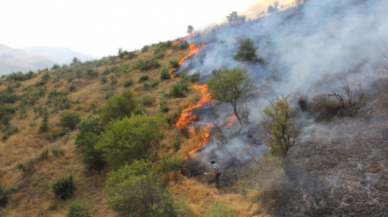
left=207, top=66, right=254, bottom=125
left=95, top=114, right=164, bottom=169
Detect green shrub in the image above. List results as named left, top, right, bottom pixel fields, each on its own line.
left=162, top=154, right=184, bottom=171
left=159, top=98, right=169, bottom=113
left=154, top=52, right=165, bottom=59
left=170, top=60, right=179, bottom=68
left=0, top=184, right=13, bottom=209
left=39, top=107, right=49, bottom=132
left=18, top=106, right=27, bottom=118
left=179, top=41, right=189, bottom=50
left=50, top=147, right=64, bottom=157
left=69, top=83, right=76, bottom=92
left=102, top=68, right=110, bottom=75
left=66, top=199, right=91, bottom=217
left=169, top=80, right=189, bottom=98
left=109, top=75, right=117, bottom=85
left=104, top=160, right=192, bottom=216
left=50, top=175, right=75, bottom=200
left=16, top=160, right=35, bottom=173
left=190, top=73, right=200, bottom=83
left=142, top=82, right=150, bottom=91
left=47, top=90, right=71, bottom=110
left=160, top=67, right=170, bottom=80
left=60, top=112, right=80, bottom=131
left=133, top=59, right=161, bottom=71
left=5, top=71, right=36, bottom=82
left=96, top=114, right=164, bottom=168
left=2, top=125, right=18, bottom=141
left=206, top=202, right=236, bottom=217
left=138, top=75, right=149, bottom=83
left=139, top=95, right=155, bottom=107
left=233, top=38, right=264, bottom=63
left=124, top=79, right=133, bottom=87
left=100, top=89, right=138, bottom=126
left=105, top=91, right=114, bottom=100
left=99, top=75, right=107, bottom=84
left=74, top=117, right=105, bottom=171
left=172, top=136, right=180, bottom=152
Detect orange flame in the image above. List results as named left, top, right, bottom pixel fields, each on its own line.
left=172, top=32, right=198, bottom=45
left=183, top=125, right=213, bottom=160
left=176, top=83, right=214, bottom=128
left=226, top=114, right=237, bottom=127
left=169, top=43, right=204, bottom=79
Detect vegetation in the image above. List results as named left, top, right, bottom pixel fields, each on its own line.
left=206, top=202, right=236, bottom=217
left=74, top=116, right=105, bottom=171
left=66, top=200, right=91, bottom=217
left=50, top=175, right=75, bottom=200
left=207, top=66, right=254, bottom=125
left=96, top=114, right=164, bottom=169
left=233, top=38, right=264, bottom=63
left=59, top=112, right=81, bottom=131
left=160, top=67, right=170, bottom=80
left=99, top=89, right=138, bottom=126
left=0, top=184, right=13, bottom=209
left=105, top=160, right=193, bottom=216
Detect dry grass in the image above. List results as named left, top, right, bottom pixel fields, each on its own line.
left=0, top=44, right=266, bottom=216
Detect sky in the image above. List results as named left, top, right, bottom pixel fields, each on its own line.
left=0, top=0, right=267, bottom=58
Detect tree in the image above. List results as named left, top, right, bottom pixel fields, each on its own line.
left=39, top=107, right=49, bottom=132
left=104, top=160, right=193, bottom=217
left=99, top=89, right=138, bottom=126
left=226, top=12, right=246, bottom=26
left=233, top=38, right=263, bottom=63
left=95, top=114, right=164, bottom=169
left=207, top=67, right=254, bottom=126
left=59, top=112, right=80, bottom=131
left=263, top=94, right=298, bottom=158
left=74, top=116, right=105, bottom=171
left=187, top=25, right=194, bottom=35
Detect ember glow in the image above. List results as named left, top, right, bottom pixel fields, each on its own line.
left=226, top=114, right=237, bottom=127
left=183, top=124, right=214, bottom=160
left=172, top=32, right=198, bottom=45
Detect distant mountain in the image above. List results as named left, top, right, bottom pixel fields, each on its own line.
left=0, top=44, right=56, bottom=75
left=22, top=46, right=95, bottom=65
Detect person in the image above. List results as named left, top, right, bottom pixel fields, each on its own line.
left=209, top=160, right=222, bottom=189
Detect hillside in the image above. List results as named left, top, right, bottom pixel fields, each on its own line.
left=1, top=0, right=388, bottom=216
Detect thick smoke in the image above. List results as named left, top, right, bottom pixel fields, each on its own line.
left=176, top=0, right=388, bottom=168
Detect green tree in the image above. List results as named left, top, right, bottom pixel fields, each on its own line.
left=95, top=114, right=164, bottom=168
left=233, top=38, right=263, bottom=63
left=60, top=112, right=81, bottom=131
left=99, top=89, right=138, bottom=126
left=105, top=160, right=193, bottom=217
left=263, top=94, right=298, bottom=158
left=74, top=116, right=105, bottom=171
left=207, top=66, right=254, bottom=126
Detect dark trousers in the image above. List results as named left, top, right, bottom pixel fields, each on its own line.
left=215, top=173, right=222, bottom=189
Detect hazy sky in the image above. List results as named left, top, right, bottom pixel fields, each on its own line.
left=0, top=0, right=263, bottom=58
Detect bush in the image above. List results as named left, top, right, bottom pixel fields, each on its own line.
left=0, top=184, right=13, bottom=209
left=160, top=67, right=170, bottom=80
left=74, top=117, right=105, bottom=171
left=138, top=75, right=149, bottom=83
left=142, top=82, right=150, bottom=91
left=59, top=112, right=80, bottom=131
left=233, top=38, right=264, bottom=63
left=159, top=98, right=169, bottom=113
left=50, top=147, right=64, bottom=157
left=170, top=60, right=179, bottom=68
left=39, top=107, right=49, bottom=132
left=139, top=95, right=155, bottom=107
left=100, top=89, right=138, bottom=126
left=99, top=75, right=107, bottom=84
left=47, top=90, right=71, bottom=110
left=206, top=202, right=236, bottom=217
left=169, top=80, right=189, bottom=98
left=190, top=73, right=200, bottom=83
left=96, top=114, right=164, bottom=168
left=2, top=125, right=18, bottom=141
left=141, top=45, right=149, bottom=53
left=133, top=59, right=160, bottom=71
left=66, top=200, right=91, bottom=217
left=104, top=160, right=193, bottom=216
left=154, top=52, right=165, bottom=59
left=124, top=79, right=133, bottom=87
left=50, top=175, right=75, bottom=200
left=162, top=154, right=185, bottom=171
left=105, top=91, right=114, bottom=100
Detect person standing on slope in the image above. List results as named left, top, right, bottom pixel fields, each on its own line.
left=205, top=161, right=223, bottom=189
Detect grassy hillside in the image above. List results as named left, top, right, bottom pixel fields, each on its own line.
left=0, top=40, right=259, bottom=216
